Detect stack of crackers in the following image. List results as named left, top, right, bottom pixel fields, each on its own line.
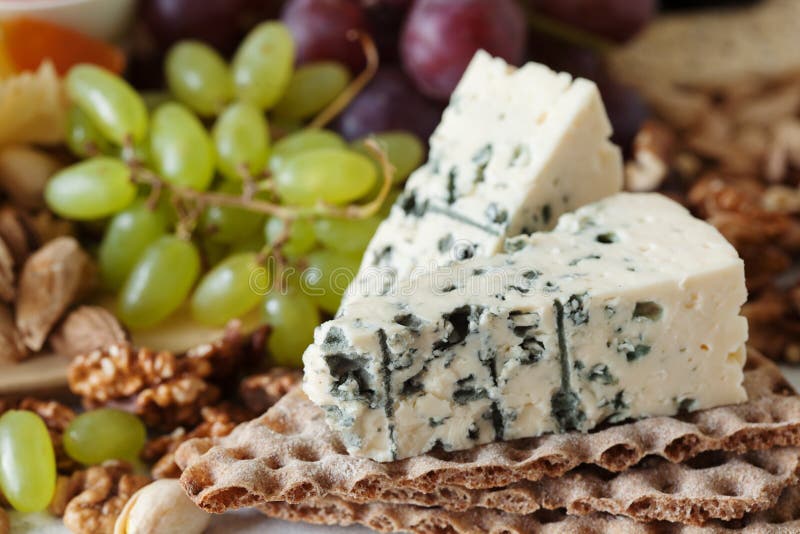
left=174, top=350, right=800, bottom=532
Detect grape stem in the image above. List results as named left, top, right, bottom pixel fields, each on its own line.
left=307, top=31, right=379, bottom=130
left=129, top=138, right=393, bottom=222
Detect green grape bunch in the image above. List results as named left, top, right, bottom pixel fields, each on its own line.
left=46, top=21, right=424, bottom=370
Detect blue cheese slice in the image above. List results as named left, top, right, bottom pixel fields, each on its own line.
left=347, top=51, right=622, bottom=300
left=303, top=193, right=748, bottom=462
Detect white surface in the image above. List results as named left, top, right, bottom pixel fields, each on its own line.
left=10, top=508, right=371, bottom=533
left=11, top=365, right=800, bottom=533
left=0, top=0, right=135, bottom=40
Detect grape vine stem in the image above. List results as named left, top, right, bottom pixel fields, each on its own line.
left=308, top=31, right=379, bottom=130
left=131, top=138, right=394, bottom=222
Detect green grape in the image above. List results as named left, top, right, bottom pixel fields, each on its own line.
left=314, top=215, right=381, bottom=255
left=150, top=103, right=215, bottom=191
left=265, top=217, right=315, bottom=258
left=232, top=22, right=294, bottom=110
left=0, top=410, right=56, bottom=512
left=275, top=148, right=376, bottom=206
left=352, top=130, right=424, bottom=184
left=273, top=62, right=350, bottom=120
left=228, top=230, right=266, bottom=254
left=199, top=238, right=229, bottom=268
left=66, top=64, right=147, bottom=144
left=301, top=249, right=360, bottom=315
left=200, top=182, right=265, bottom=244
left=65, top=105, right=110, bottom=158
left=99, top=202, right=167, bottom=290
left=118, top=235, right=201, bottom=329
left=263, top=288, right=320, bottom=367
left=191, top=252, right=266, bottom=326
left=213, top=102, right=270, bottom=181
left=63, top=409, right=146, bottom=465
left=165, top=41, right=233, bottom=117
left=45, top=157, right=136, bottom=220
left=269, top=129, right=345, bottom=173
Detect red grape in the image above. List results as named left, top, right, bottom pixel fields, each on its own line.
left=529, top=0, right=656, bottom=43
left=400, top=0, right=526, bottom=101
left=361, top=0, right=412, bottom=62
left=335, top=67, right=443, bottom=142
left=526, top=31, right=604, bottom=81
left=597, top=77, right=649, bottom=153
left=527, top=32, right=648, bottom=150
left=281, top=0, right=368, bottom=72
left=141, top=0, right=247, bottom=52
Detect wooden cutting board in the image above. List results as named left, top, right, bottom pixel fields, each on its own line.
left=0, top=300, right=263, bottom=396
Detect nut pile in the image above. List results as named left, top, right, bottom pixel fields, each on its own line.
left=0, top=365, right=299, bottom=533
left=626, top=74, right=800, bottom=362
left=0, top=219, right=97, bottom=365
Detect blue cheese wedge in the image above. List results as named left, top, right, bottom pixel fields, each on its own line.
left=304, top=193, right=748, bottom=462
left=348, top=50, right=622, bottom=299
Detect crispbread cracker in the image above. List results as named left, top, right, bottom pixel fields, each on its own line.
left=177, top=404, right=800, bottom=524
left=292, top=449, right=800, bottom=525
left=179, top=350, right=800, bottom=516
left=257, top=484, right=800, bottom=534
left=610, top=0, right=800, bottom=90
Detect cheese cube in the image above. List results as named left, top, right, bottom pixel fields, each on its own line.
left=347, top=51, right=622, bottom=300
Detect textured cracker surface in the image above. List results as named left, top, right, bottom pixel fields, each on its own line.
left=257, top=484, right=800, bottom=534
left=179, top=351, right=800, bottom=523
left=610, top=0, right=800, bottom=89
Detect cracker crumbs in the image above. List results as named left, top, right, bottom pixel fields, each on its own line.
left=62, top=461, right=150, bottom=534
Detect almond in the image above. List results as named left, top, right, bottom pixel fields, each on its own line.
left=16, top=236, right=95, bottom=351
left=50, top=306, right=128, bottom=359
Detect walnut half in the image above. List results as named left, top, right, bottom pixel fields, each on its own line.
left=141, top=404, right=250, bottom=479
left=62, top=461, right=150, bottom=534
left=68, top=323, right=256, bottom=430
left=239, top=367, right=303, bottom=415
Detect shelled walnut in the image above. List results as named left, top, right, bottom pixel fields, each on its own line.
left=62, top=461, right=150, bottom=534
left=239, top=367, right=303, bottom=415
left=141, top=404, right=250, bottom=479
left=68, top=323, right=264, bottom=429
